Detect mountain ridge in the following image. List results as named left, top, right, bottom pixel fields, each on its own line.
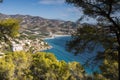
left=0, top=13, right=81, bottom=38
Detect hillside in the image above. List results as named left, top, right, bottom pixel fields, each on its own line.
left=0, top=13, right=81, bottom=38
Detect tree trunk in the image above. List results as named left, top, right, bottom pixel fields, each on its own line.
left=106, top=15, right=120, bottom=80
left=115, top=33, right=119, bottom=80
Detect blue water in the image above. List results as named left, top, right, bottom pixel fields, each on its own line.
left=44, top=36, right=104, bottom=74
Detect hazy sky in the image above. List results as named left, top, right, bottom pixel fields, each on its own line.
left=0, top=0, right=96, bottom=23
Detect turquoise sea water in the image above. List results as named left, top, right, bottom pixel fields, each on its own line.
left=44, top=36, right=104, bottom=74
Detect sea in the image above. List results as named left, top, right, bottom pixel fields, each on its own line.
left=44, top=36, right=104, bottom=74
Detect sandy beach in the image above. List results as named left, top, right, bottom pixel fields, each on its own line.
left=44, top=34, right=71, bottom=40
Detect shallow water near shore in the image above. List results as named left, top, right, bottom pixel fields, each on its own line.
left=44, top=36, right=104, bottom=74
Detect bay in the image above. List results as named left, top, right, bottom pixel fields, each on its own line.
left=44, top=36, right=104, bottom=74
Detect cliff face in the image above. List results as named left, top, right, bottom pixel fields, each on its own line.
left=0, top=13, right=81, bottom=37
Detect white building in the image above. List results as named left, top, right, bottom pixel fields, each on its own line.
left=40, top=42, right=44, bottom=45
left=12, top=44, right=23, bottom=52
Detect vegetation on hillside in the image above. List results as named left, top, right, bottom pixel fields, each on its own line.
left=0, top=51, right=89, bottom=80
left=0, top=18, right=20, bottom=42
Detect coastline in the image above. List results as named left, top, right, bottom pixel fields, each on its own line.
left=43, top=34, right=71, bottom=40
left=39, top=45, right=53, bottom=51
left=41, top=34, right=71, bottom=51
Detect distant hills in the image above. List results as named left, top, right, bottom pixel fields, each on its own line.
left=0, top=13, right=81, bottom=37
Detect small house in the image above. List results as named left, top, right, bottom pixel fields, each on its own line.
left=12, top=44, right=23, bottom=52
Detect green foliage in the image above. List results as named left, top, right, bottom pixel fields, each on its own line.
left=0, top=18, right=20, bottom=42
left=91, top=49, right=118, bottom=80
left=65, top=0, right=120, bottom=51
left=66, top=0, right=119, bottom=79
left=100, top=49, right=118, bottom=80
left=66, top=0, right=120, bottom=21
left=0, top=51, right=86, bottom=80
left=2, top=51, right=117, bottom=80
left=0, top=51, right=32, bottom=80
left=65, top=0, right=120, bottom=53
left=67, top=25, right=115, bottom=54
left=0, top=58, right=14, bottom=80
left=31, top=52, right=86, bottom=80
left=1, top=51, right=117, bottom=80
left=68, top=62, right=85, bottom=79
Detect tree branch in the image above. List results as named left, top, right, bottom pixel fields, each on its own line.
left=108, top=2, right=112, bottom=16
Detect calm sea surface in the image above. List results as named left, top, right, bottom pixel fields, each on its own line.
left=44, top=36, right=104, bottom=74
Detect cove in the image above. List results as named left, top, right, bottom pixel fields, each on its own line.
left=44, top=36, right=104, bottom=74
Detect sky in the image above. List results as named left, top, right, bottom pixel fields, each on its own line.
left=0, top=0, right=96, bottom=23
